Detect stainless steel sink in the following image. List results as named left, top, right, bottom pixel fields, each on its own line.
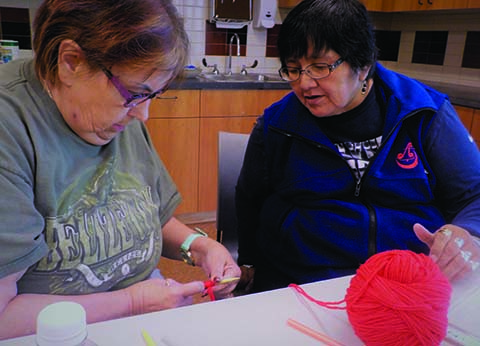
left=199, top=73, right=285, bottom=83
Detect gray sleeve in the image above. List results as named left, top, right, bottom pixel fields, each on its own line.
left=0, top=99, right=48, bottom=278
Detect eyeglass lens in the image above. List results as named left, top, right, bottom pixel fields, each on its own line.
left=125, top=93, right=158, bottom=108
left=280, top=64, right=331, bottom=82
left=279, top=58, right=344, bottom=82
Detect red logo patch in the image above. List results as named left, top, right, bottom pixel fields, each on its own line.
left=396, top=142, right=418, bottom=169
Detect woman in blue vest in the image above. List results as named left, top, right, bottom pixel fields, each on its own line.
left=236, top=0, right=480, bottom=293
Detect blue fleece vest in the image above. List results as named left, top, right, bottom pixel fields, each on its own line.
left=257, top=64, right=448, bottom=284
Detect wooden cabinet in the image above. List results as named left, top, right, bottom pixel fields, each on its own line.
left=198, top=89, right=291, bottom=211
left=278, top=0, right=301, bottom=7
left=147, top=90, right=200, bottom=214
left=360, top=0, right=385, bottom=11
left=383, top=0, right=469, bottom=11
left=469, top=108, right=480, bottom=147
left=147, top=88, right=290, bottom=214
left=454, top=104, right=480, bottom=146
left=279, top=0, right=472, bottom=10
left=468, top=0, right=480, bottom=7
left=279, top=0, right=384, bottom=10
left=148, top=93, right=478, bottom=215
left=454, top=105, right=474, bottom=133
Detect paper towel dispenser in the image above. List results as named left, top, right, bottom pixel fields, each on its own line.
left=210, top=0, right=252, bottom=29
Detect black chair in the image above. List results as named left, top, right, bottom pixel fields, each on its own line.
left=216, top=131, right=250, bottom=261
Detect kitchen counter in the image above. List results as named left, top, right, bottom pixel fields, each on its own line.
left=170, top=76, right=479, bottom=109
left=171, top=76, right=291, bottom=90
left=418, top=79, right=480, bottom=109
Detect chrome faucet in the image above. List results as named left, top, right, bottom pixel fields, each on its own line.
left=226, top=33, right=240, bottom=75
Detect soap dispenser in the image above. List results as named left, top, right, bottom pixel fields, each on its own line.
left=253, top=0, right=277, bottom=29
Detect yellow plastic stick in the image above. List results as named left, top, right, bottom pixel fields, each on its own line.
left=141, top=329, right=157, bottom=346
left=217, top=276, right=240, bottom=285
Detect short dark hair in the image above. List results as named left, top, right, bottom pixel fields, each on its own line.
left=33, top=0, right=189, bottom=86
left=278, top=0, right=377, bottom=76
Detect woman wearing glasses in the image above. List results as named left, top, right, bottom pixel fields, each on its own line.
left=236, top=0, right=480, bottom=293
left=0, top=0, right=240, bottom=339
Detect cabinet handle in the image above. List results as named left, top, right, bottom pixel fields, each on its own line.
left=427, top=0, right=432, bottom=3
left=418, top=0, right=423, bottom=4
left=156, top=96, right=178, bottom=100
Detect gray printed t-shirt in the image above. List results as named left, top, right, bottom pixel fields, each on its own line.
left=0, top=59, right=181, bottom=294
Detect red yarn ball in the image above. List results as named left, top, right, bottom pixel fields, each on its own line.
left=345, top=250, right=451, bottom=346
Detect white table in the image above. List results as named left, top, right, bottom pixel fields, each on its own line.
left=2, top=274, right=479, bottom=346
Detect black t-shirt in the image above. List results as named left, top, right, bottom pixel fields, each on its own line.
left=315, top=86, right=383, bottom=143
left=316, top=86, right=385, bottom=181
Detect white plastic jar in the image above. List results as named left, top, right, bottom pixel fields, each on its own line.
left=36, top=302, right=97, bottom=346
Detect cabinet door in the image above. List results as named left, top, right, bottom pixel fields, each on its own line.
left=198, top=89, right=290, bottom=212
left=280, top=0, right=385, bottom=10
left=454, top=105, right=474, bottom=132
left=278, top=0, right=301, bottom=7
left=146, top=118, right=200, bottom=214
left=200, top=89, right=291, bottom=117
left=360, top=0, right=385, bottom=11
left=468, top=0, right=480, bottom=7
left=147, top=90, right=201, bottom=214
left=383, top=0, right=469, bottom=11
left=149, top=90, right=200, bottom=118
left=198, top=117, right=257, bottom=212
left=470, top=108, right=480, bottom=147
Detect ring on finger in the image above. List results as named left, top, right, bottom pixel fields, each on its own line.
left=164, top=279, right=171, bottom=287
left=470, top=260, right=479, bottom=272
left=454, top=237, right=465, bottom=249
left=460, top=250, right=472, bottom=262
left=439, top=228, right=452, bottom=238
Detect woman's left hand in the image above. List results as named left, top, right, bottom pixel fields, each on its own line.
left=414, top=223, right=480, bottom=281
left=191, top=238, right=241, bottom=299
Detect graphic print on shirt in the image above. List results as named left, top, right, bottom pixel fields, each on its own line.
left=23, top=156, right=161, bottom=294
left=335, top=136, right=382, bottom=181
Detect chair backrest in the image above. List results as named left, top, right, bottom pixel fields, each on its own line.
left=216, top=131, right=250, bottom=261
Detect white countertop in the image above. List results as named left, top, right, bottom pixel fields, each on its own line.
left=2, top=273, right=479, bottom=346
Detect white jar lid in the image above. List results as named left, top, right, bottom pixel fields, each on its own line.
left=36, top=301, right=87, bottom=346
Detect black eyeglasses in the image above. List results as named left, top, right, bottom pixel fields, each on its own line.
left=278, top=58, right=344, bottom=82
left=102, top=67, right=166, bottom=108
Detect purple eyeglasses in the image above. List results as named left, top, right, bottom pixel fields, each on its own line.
left=102, top=67, right=165, bottom=108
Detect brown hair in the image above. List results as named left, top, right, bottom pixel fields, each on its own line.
left=33, top=0, right=189, bottom=85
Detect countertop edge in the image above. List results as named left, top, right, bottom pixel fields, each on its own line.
left=170, top=78, right=479, bottom=109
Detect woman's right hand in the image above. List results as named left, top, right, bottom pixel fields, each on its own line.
left=124, top=278, right=204, bottom=315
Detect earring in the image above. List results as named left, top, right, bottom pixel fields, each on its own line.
left=361, top=80, right=368, bottom=95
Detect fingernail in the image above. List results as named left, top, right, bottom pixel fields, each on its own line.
left=431, top=254, right=438, bottom=263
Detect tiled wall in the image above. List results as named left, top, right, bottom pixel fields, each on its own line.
left=174, top=0, right=480, bottom=86
left=172, top=0, right=281, bottom=75
left=370, top=11, right=480, bottom=87
left=2, top=0, right=479, bottom=87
